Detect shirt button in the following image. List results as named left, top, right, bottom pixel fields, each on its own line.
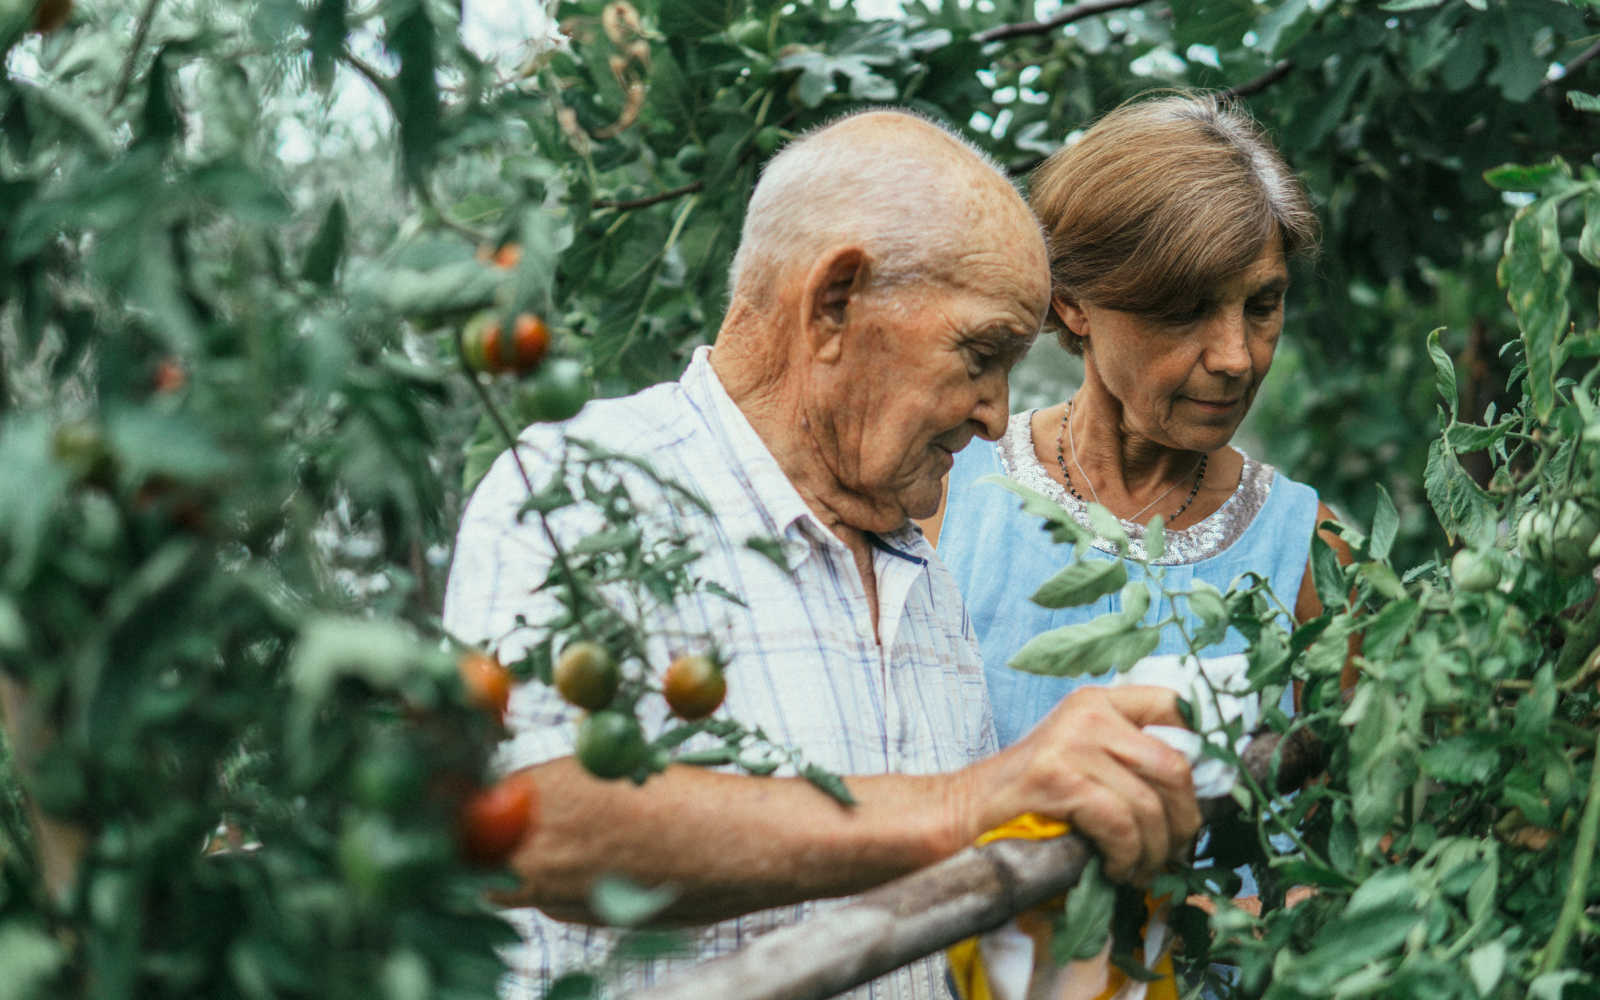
left=856, top=621, right=874, bottom=640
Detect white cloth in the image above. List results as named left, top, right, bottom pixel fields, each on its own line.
left=980, top=654, right=1259, bottom=1000
left=1114, top=653, right=1258, bottom=799
left=443, top=347, right=996, bottom=998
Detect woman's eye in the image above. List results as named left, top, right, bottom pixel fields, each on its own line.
left=1247, top=297, right=1283, bottom=318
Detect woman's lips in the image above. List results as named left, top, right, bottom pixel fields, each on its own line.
left=1185, top=396, right=1242, bottom=415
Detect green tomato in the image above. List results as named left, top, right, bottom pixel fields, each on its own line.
left=575, top=710, right=647, bottom=781
left=729, top=19, right=767, bottom=50
left=674, top=144, right=706, bottom=175
left=756, top=126, right=784, bottom=156
left=1450, top=548, right=1501, bottom=593
left=516, top=359, right=592, bottom=424
left=1522, top=499, right=1600, bottom=576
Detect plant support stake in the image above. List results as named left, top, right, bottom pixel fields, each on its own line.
left=625, top=728, right=1323, bottom=1000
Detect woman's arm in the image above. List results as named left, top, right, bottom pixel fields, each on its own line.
left=1294, top=500, right=1360, bottom=690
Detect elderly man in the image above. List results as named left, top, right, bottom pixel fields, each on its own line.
left=443, top=111, right=1199, bottom=996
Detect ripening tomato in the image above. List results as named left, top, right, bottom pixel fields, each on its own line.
left=458, top=651, right=513, bottom=723
left=32, top=0, right=71, bottom=33
left=554, top=641, right=619, bottom=710
left=663, top=654, right=726, bottom=720
left=494, top=244, right=523, bottom=269
left=575, top=710, right=647, bottom=780
left=458, top=771, right=539, bottom=867
left=153, top=357, right=187, bottom=394
left=516, top=358, right=592, bottom=424
left=460, top=311, right=549, bottom=375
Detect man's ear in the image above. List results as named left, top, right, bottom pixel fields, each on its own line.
left=800, top=246, right=869, bottom=363
left=1053, top=295, right=1089, bottom=342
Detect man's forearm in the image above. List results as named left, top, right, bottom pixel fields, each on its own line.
left=498, top=758, right=975, bottom=925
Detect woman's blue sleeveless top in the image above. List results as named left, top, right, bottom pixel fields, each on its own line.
left=938, top=411, right=1320, bottom=749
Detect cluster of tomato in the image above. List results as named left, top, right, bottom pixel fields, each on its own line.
left=459, top=243, right=592, bottom=427
left=453, top=652, right=539, bottom=867
left=551, top=641, right=727, bottom=781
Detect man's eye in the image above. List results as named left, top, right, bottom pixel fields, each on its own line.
left=1164, top=304, right=1207, bottom=325
left=1247, top=297, right=1283, bottom=318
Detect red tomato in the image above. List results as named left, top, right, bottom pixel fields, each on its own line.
left=458, top=771, right=539, bottom=867
left=458, top=651, right=512, bottom=723
left=153, top=357, right=187, bottom=394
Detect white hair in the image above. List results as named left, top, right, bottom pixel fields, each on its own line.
left=726, top=109, right=1014, bottom=304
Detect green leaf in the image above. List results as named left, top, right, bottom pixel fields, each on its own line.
left=1358, top=562, right=1406, bottom=600
left=802, top=764, right=857, bottom=806
left=1445, top=420, right=1513, bottom=453
left=1424, top=438, right=1499, bottom=547
left=1031, top=559, right=1127, bottom=609
left=1499, top=194, right=1573, bottom=423
left=1053, top=856, right=1115, bottom=963
left=1310, top=532, right=1346, bottom=611
left=1569, top=91, right=1600, bottom=113
left=1145, top=515, right=1165, bottom=560
left=1420, top=736, right=1501, bottom=785
left=1187, top=581, right=1229, bottom=649
left=301, top=197, right=347, bottom=286
left=0, top=925, right=65, bottom=1000
left=388, top=7, right=439, bottom=183
left=1362, top=599, right=1419, bottom=661
left=1483, top=158, right=1570, bottom=194
left=1583, top=192, right=1600, bottom=269
left=1426, top=328, right=1457, bottom=417
left=307, top=0, right=348, bottom=91
left=745, top=536, right=793, bottom=574
left=981, top=474, right=1088, bottom=546
left=1087, top=503, right=1129, bottom=553
left=659, top=0, right=746, bottom=38
left=1009, top=609, right=1158, bottom=678
left=1369, top=484, right=1399, bottom=563
left=590, top=875, right=677, bottom=928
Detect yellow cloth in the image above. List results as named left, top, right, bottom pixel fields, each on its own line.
left=946, top=815, right=1180, bottom=1000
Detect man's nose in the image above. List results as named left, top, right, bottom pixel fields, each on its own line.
left=1203, top=311, right=1252, bottom=379
left=973, top=371, right=1010, bottom=441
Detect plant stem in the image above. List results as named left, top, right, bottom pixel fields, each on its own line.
left=1537, top=725, right=1600, bottom=973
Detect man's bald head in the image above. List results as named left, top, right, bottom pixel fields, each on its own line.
left=727, top=110, right=1039, bottom=307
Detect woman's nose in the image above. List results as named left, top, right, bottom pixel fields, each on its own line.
left=1203, top=312, right=1252, bottom=378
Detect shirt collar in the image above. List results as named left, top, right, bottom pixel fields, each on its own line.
left=679, top=346, right=824, bottom=544
left=679, top=347, right=920, bottom=562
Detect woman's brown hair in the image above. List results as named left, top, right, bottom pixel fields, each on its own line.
left=1028, top=92, right=1319, bottom=353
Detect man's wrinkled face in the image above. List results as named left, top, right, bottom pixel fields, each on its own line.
left=820, top=233, right=1050, bottom=525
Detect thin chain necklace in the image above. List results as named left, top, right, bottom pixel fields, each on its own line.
left=1054, top=397, right=1207, bottom=523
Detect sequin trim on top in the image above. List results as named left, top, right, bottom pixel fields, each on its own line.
left=995, top=410, right=1276, bottom=565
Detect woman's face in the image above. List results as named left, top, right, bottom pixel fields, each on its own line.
left=1059, top=240, right=1288, bottom=454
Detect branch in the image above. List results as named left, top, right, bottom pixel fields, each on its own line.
left=973, top=0, right=1150, bottom=44
left=1221, top=59, right=1296, bottom=100
left=625, top=727, right=1325, bottom=1000
left=1552, top=38, right=1600, bottom=87
left=0, top=674, right=91, bottom=904
left=592, top=181, right=704, bottom=212
left=112, top=0, right=164, bottom=108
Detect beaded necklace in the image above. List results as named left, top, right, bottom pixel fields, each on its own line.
left=1053, top=398, right=1207, bottom=523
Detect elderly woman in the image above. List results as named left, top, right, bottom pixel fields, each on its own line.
left=923, top=92, right=1345, bottom=749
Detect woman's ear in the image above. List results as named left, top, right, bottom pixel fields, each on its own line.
left=1052, top=295, right=1089, bottom=342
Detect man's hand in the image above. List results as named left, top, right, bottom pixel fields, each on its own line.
left=956, top=685, right=1200, bottom=885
